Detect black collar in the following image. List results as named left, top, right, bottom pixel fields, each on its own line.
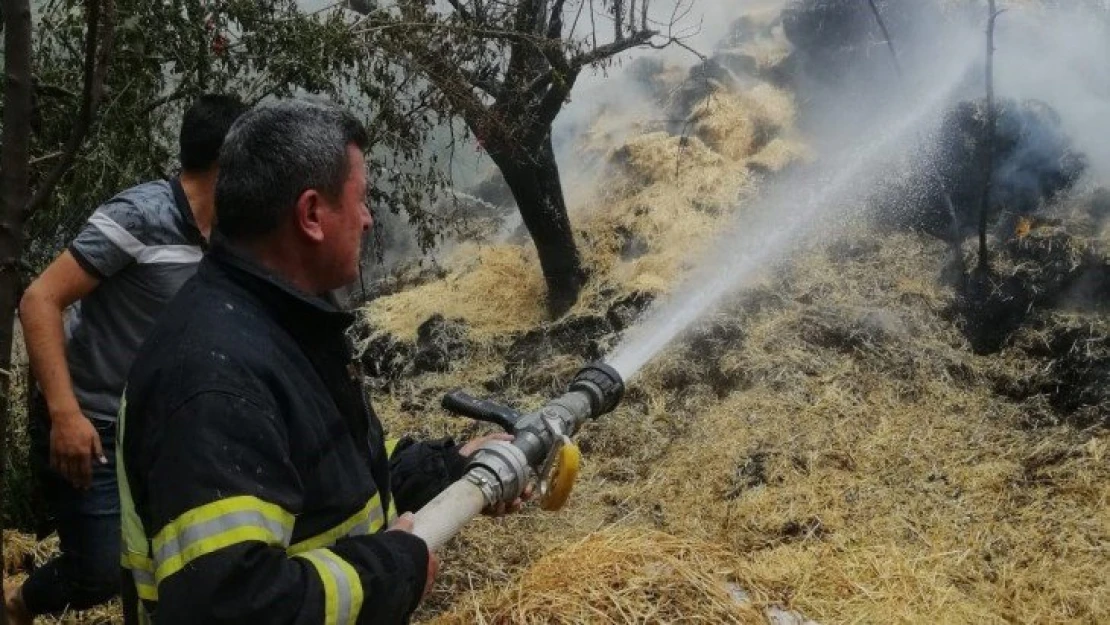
left=205, top=234, right=356, bottom=337
left=169, top=175, right=207, bottom=249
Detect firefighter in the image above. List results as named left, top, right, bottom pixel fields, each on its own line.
left=117, top=98, right=520, bottom=624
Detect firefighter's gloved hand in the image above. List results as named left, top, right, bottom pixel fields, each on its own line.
left=458, top=433, right=532, bottom=517
left=388, top=512, right=438, bottom=599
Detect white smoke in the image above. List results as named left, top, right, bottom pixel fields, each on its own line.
left=604, top=0, right=1110, bottom=378
left=991, top=4, right=1110, bottom=183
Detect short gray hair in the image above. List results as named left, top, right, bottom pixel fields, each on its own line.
left=215, top=98, right=370, bottom=241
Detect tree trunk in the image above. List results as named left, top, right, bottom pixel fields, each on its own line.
left=491, top=134, right=585, bottom=318
left=979, top=0, right=999, bottom=273
left=1, top=0, right=34, bottom=611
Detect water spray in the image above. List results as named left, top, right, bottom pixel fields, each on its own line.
left=411, top=1, right=981, bottom=550
left=605, top=42, right=977, bottom=383
left=411, top=363, right=624, bottom=550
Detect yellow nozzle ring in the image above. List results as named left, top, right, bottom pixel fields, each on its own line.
left=540, top=436, right=581, bottom=512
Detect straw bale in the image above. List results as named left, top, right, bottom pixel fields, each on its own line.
left=691, top=95, right=761, bottom=161
left=363, top=244, right=548, bottom=340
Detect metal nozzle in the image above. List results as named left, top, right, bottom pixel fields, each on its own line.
left=569, top=362, right=625, bottom=418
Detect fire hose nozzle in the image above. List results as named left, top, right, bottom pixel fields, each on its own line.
left=412, top=362, right=626, bottom=550
left=569, top=362, right=624, bottom=418
left=440, top=363, right=625, bottom=505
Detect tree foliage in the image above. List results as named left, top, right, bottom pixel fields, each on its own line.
left=16, top=0, right=452, bottom=274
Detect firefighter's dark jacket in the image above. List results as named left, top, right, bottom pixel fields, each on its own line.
left=118, top=239, right=468, bottom=624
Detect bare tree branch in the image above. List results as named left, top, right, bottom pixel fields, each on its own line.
left=141, top=85, right=192, bottom=116
left=569, top=0, right=586, bottom=39
left=373, top=34, right=493, bottom=138
left=446, top=0, right=472, bottom=22
left=547, top=0, right=567, bottom=40
left=865, top=0, right=903, bottom=78
left=648, top=35, right=704, bottom=61
left=33, top=81, right=79, bottom=100
left=978, top=0, right=1003, bottom=272
left=614, top=0, right=622, bottom=41
left=27, top=0, right=116, bottom=216
left=589, top=0, right=597, bottom=49
left=571, top=27, right=655, bottom=69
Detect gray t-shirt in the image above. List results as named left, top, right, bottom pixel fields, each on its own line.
left=65, top=178, right=204, bottom=421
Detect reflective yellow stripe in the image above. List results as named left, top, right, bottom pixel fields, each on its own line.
left=121, top=551, right=152, bottom=570
left=295, top=548, right=364, bottom=625
left=131, top=567, right=158, bottom=601
left=384, top=439, right=401, bottom=523
left=121, top=551, right=157, bottom=600
left=118, top=394, right=148, bottom=561
left=288, top=494, right=383, bottom=555
left=152, top=496, right=294, bottom=583
left=385, top=438, right=401, bottom=458
left=117, top=392, right=159, bottom=603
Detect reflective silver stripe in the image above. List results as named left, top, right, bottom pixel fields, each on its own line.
left=321, top=551, right=354, bottom=625
left=132, top=566, right=157, bottom=598
left=345, top=503, right=384, bottom=538
left=298, top=549, right=363, bottom=625
left=347, top=518, right=372, bottom=538
left=290, top=496, right=386, bottom=555
left=154, top=509, right=292, bottom=566
left=88, top=213, right=202, bottom=265
left=127, top=561, right=158, bottom=601
left=132, top=566, right=155, bottom=587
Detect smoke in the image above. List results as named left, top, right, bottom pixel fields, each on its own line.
left=606, top=38, right=978, bottom=379
left=990, top=4, right=1110, bottom=184
left=349, top=0, right=1110, bottom=309
left=604, top=0, right=1110, bottom=378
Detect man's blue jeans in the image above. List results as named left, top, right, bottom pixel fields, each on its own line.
left=22, top=394, right=121, bottom=616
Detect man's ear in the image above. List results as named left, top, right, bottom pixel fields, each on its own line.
left=293, top=189, right=326, bottom=243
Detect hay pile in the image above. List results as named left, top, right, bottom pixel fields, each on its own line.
left=364, top=79, right=806, bottom=340
left=399, top=222, right=1108, bottom=623
left=430, top=528, right=775, bottom=625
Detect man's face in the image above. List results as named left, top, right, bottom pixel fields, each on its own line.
left=318, top=145, right=372, bottom=291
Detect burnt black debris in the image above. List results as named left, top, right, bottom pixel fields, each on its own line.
left=889, top=98, right=1087, bottom=241
left=1003, top=320, right=1110, bottom=430
left=779, top=0, right=943, bottom=108
left=606, top=291, right=655, bottom=332
left=800, top=306, right=910, bottom=353
left=413, top=314, right=471, bottom=374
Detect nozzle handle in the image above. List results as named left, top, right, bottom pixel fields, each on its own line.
left=441, top=391, right=522, bottom=433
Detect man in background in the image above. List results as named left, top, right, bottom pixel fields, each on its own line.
left=4, top=94, right=246, bottom=624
